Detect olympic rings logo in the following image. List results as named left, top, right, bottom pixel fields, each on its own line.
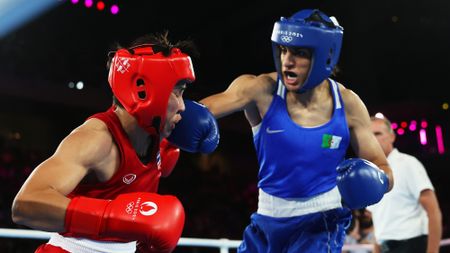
left=281, top=35, right=293, bottom=43
left=126, top=201, right=134, bottom=214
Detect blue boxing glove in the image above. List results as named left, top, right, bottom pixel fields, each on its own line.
left=336, top=158, right=389, bottom=209
left=167, top=100, right=219, bottom=153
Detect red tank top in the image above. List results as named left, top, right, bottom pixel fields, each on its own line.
left=67, top=107, right=161, bottom=199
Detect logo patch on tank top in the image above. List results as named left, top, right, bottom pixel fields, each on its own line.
left=123, top=173, right=137, bottom=184
left=321, top=134, right=342, bottom=149
left=266, top=127, right=285, bottom=134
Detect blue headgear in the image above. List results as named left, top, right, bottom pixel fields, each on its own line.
left=271, top=9, right=344, bottom=92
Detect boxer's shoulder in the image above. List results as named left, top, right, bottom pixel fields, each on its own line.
left=59, top=119, right=115, bottom=163
left=234, top=73, right=276, bottom=101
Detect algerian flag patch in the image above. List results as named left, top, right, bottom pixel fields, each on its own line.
left=321, top=134, right=342, bottom=149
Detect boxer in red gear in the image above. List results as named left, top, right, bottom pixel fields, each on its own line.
left=11, top=32, right=198, bottom=253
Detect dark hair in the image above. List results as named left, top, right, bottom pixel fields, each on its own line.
left=332, top=65, right=341, bottom=77
left=304, top=10, right=337, bottom=28
left=107, top=31, right=199, bottom=69
left=112, top=95, right=123, bottom=108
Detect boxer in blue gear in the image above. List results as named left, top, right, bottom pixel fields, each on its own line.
left=200, top=9, right=394, bottom=252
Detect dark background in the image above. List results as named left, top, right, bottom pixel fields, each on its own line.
left=0, top=0, right=449, bottom=252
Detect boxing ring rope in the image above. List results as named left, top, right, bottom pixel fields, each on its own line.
left=1, top=228, right=450, bottom=252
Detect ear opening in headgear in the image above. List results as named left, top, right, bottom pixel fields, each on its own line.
left=136, top=79, right=146, bottom=99
left=327, top=48, right=333, bottom=65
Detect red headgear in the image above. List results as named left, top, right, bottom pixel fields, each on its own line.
left=108, top=45, right=195, bottom=135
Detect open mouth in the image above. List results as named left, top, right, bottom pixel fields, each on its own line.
left=171, top=121, right=178, bottom=130
left=283, top=71, right=298, bottom=84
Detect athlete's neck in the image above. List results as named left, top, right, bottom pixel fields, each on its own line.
left=114, top=107, right=153, bottom=159
left=288, top=79, right=330, bottom=106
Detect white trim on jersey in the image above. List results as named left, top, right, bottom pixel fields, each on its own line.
left=258, top=186, right=343, bottom=218
left=330, top=79, right=342, bottom=109
left=252, top=123, right=262, bottom=136
left=276, top=79, right=286, bottom=99
left=48, top=233, right=136, bottom=253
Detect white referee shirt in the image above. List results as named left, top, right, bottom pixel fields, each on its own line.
left=367, top=148, right=434, bottom=242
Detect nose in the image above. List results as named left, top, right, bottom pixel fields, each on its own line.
left=178, top=97, right=185, bottom=113
left=282, top=51, right=295, bottom=68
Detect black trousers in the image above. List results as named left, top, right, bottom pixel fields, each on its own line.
left=380, top=235, right=427, bottom=253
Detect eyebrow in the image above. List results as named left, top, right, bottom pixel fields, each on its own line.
left=176, top=83, right=187, bottom=89
left=173, top=83, right=187, bottom=93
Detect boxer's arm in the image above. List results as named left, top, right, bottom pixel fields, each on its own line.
left=200, top=73, right=276, bottom=119
left=11, top=120, right=114, bottom=231
left=341, top=86, right=393, bottom=191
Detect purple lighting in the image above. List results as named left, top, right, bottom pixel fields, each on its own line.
left=391, top=122, right=398, bottom=130
left=111, top=5, right=119, bottom=14
left=419, top=129, right=427, bottom=145
left=71, top=0, right=79, bottom=4
left=84, top=0, right=93, bottom=8
left=435, top=125, right=445, bottom=154
left=409, top=120, right=417, bottom=131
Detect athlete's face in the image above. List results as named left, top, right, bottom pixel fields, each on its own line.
left=279, top=45, right=312, bottom=91
left=162, top=82, right=186, bottom=138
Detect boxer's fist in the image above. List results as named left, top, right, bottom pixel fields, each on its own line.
left=336, top=158, right=389, bottom=209
left=168, top=100, right=219, bottom=153
left=159, top=138, right=180, bottom=177
left=65, top=192, right=185, bottom=252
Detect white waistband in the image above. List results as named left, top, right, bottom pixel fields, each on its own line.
left=48, top=233, right=136, bottom=253
left=257, top=186, right=342, bottom=218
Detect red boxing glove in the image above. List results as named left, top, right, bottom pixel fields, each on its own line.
left=159, top=138, right=180, bottom=177
left=64, top=192, right=185, bottom=252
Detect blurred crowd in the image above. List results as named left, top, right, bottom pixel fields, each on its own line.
left=344, top=209, right=375, bottom=253
left=0, top=137, right=45, bottom=252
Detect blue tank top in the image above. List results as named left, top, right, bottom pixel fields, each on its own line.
left=253, top=79, right=350, bottom=198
